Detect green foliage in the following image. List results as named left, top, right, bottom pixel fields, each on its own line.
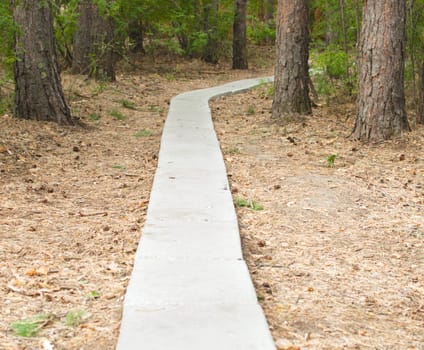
left=89, top=113, right=101, bottom=121
left=134, top=129, right=153, bottom=137
left=110, top=109, right=126, bottom=120
left=247, top=16, right=275, bottom=45
left=315, top=46, right=348, bottom=79
left=120, top=99, right=137, bottom=110
left=0, top=2, right=15, bottom=71
left=326, top=154, right=337, bottom=168
left=65, top=310, right=86, bottom=327
left=112, top=164, right=126, bottom=170
left=11, top=314, right=52, bottom=337
left=227, top=147, right=241, bottom=155
left=310, top=46, right=356, bottom=99
left=234, top=197, right=264, bottom=211
left=246, top=105, right=256, bottom=115
left=310, top=0, right=360, bottom=49
left=52, top=0, right=78, bottom=64
left=88, top=290, right=100, bottom=298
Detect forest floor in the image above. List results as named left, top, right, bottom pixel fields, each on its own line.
left=0, top=52, right=423, bottom=350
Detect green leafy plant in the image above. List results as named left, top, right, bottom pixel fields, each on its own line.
left=267, top=84, right=274, bottom=97
left=147, top=105, right=164, bottom=114
left=91, top=82, right=107, bottom=96
left=110, top=109, right=126, bottom=121
left=227, top=147, right=241, bottom=155
left=11, top=314, right=52, bottom=337
left=326, top=154, right=337, bottom=168
left=247, top=106, right=256, bottom=115
left=112, top=164, right=126, bottom=170
left=89, top=113, right=101, bottom=121
left=134, top=129, right=153, bottom=138
left=234, top=197, right=264, bottom=211
left=120, top=99, right=137, bottom=110
left=65, top=310, right=86, bottom=327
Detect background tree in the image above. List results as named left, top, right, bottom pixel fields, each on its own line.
left=72, top=0, right=116, bottom=81
left=353, top=0, right=410, bottom=142
left=406, top=0, right=424, bottom=124
left=272, top=0, right=311, bottom=118
left=233, top=0, right=248, bottom=69
left=202, top=0, right=220, bottom=64
left=11, top=0, right=73, bottom=125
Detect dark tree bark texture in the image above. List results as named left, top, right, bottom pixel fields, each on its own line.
left=129, top=20, right=145, bottom=54
left=202, top=0, right=219, bottom=64
left=232, top=0, right=248, bottom=69
left=353, top=0, right=410, bottom=142
left=418, top=62, right=424, bottom=124
left=272, top=0, right=311, bottom=118
left=12, top=0, right=73, bottom=125
left=72, top=0, right=116, bottom=81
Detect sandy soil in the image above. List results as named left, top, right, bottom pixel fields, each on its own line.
left=211, top=86, right=424, bottom=349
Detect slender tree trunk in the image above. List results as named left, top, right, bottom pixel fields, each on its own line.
left=129, top=20, right=145, bottom=54
left=232, top=0, right=248, bottom=69
left=12, top=0, right=73, bottom=125
left=72, top=0, right=116, bottom=81
left=202, top=0, right=219, bottom=64
left=264, top=0, right=276, bottom=44
left=353, top=0, right=410, bottom=142
left=419, top=61, right=424, bottom=124
left=272, top=0, right=311, bottom=118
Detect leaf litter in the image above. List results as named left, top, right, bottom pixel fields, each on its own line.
left=0, top=55, right=273, bottom=349
left=211, top=86, right=424, bottom=349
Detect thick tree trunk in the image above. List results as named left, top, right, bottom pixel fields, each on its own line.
left=72, top=0, right=116, bottom=81
left=353, top=0, right=410, bottom=142
left=272, top=0, right=311, bottom=118
left=12, top=0, right=73, bottom=125
left=202, top=0, right=219, bottom=64
left=232, top=0, right=248, bottom=69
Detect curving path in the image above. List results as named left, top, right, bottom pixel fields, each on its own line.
left=116, top=77, right=276, bottom=350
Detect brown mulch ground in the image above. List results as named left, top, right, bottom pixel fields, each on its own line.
left=1, top=52, right=423, bottom=350
left=211, top=87, right=424, bottom=349
left=0, top=55, right=272, bottom=350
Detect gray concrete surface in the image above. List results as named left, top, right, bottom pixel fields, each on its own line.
left=116, top=77, right=275, bottom=350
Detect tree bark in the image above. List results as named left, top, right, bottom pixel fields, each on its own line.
left=232, top=0, right=248, bottom=69
left=418, top=61, right=424, bottom=124
left=129, top=20, right=145, bottom=54
left=72, top=0, right=116, bottom=81
left=272, top=0, right=311, bottom=118
left=12, top=0, right=73, bottom=125
left=353, top=0, right=410, bottom=142
left=202, top=0, right=219, bottom=64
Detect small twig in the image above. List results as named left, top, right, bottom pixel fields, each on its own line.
left=124, top=173, right=139, bottom=177
left=78, top=211, right=108, bottom=217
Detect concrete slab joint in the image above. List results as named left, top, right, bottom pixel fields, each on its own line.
left=117, top=77, right=275, bottom=350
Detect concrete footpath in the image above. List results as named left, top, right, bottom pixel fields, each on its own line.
left=116, top=77, right=276, bottom=350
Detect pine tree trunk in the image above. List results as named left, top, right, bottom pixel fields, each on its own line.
left=353, top=0, right=410, bottom=142
left=232, top=0, right=248, bottom=69
left=418, top=62, right=424, bottom=124
left=272, top=0, right=311, bottom=118
left=72, top=0, right=116, bottom=81
left=129, top=20, right=145, bottom=54
left=202, top=0, right=219, bottom=64
left=12, top=0, right=73, bottom=125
